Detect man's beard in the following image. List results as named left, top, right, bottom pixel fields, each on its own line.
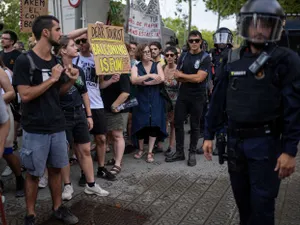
left=251, top=42, right=266, bottom=50
left=48, top=35, right=60, bottom=47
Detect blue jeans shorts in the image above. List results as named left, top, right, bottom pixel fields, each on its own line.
left=20, top=130, right=69, bottom=177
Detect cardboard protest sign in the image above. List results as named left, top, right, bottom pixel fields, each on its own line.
left=20, top=0, right=49, bottom=33
left=88, top=24, right=131, bottom=75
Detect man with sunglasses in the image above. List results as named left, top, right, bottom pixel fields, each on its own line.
left=203, top=0, right=300, bottom=224
left=165, top=30, right=211, bottom=167
left=74, top=33, right=116, bottom=183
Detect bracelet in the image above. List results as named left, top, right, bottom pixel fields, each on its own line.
left=86, top=115, right=92, bottom=118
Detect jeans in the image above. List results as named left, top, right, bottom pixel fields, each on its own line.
left=174, top=95, right=205, bottom=153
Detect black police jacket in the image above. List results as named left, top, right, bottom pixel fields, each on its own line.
left=205, top=44, right=300, bottom=157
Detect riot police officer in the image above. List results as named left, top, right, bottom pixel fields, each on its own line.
left=210, top=27, right=233, bottom=82
left=203, top=0, right=300, bottom=225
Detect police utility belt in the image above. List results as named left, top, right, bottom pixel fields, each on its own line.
left=228, top=121, right=279, bottom=139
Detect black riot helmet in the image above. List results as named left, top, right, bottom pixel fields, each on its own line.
left=237, top=0, right=285, bottom=44
left=213, top=27, right=233, bottom=47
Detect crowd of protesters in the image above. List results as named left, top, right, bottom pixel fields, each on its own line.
left=0, top=15, right=215, bottom=224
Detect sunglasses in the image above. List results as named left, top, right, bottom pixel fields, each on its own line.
left=75, top=39, right=87, bottom=45
left=165, top=54, right=175, bottom=58
left=143, top=50, right=151, bottom=54
left=188, top=39, right=201, bottom=44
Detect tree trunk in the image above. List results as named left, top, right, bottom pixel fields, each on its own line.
left=217, top=0, right=220, bottom=29
left=217, top=13, right=221, bottom=29
left=188, top=0, right=192, bottom=33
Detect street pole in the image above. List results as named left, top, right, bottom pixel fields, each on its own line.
left=75, top=1, right=83, bottom=29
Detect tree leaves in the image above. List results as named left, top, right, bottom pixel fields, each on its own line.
left=203, top=0, right=300, bottom=19
left=0, top=0, right=31, bottom=48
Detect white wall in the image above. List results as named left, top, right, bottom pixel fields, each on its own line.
left=48, top=0, right=75, bottom=34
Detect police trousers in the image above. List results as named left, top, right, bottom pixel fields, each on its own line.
left=227, top=136, right=281, bottom=225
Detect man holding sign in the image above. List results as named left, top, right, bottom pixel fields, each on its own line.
left=74, top=33, right=117, bottom=182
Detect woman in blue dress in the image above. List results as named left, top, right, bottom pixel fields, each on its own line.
left=130, top=44, right=167, bottom=163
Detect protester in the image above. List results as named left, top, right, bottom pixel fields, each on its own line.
left=13, top=15, right=79, bottom=225
left=131, top=44, right=167, bottom=163
left=57, top=35, right=109, bottom=200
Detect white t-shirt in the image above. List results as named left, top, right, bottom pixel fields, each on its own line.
left=73, top=54, right=104, bottom=109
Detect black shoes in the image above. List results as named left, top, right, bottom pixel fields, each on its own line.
left=188, top=152, right=197, bottom=167
left=165, top=152, right=185, bottom=162
left=24, top=215, right=36, bottom=225
left=53, top=205, right=79, bottom=225
left=97, top=167, right=116, bottom=181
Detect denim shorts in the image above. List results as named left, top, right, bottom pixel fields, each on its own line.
left=20, top=130, right=69, bottom=177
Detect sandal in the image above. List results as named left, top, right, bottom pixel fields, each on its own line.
left=134, top=150, right=145, bottom=159
left=106, top=158, right=116, bottom=166
left=146, top=153, right=154, bottom=163
left=110, top=165, right=121, bottom=175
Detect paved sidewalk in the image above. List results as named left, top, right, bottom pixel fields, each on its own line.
left=1, top=134, right=300, bottom=225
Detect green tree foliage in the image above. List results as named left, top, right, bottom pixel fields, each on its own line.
left=163, top=17, right=197, bottom=47
left=0, top=0, right=31, bottom=48
left=203, top=0, right=300, bottom=19
left=163, top=17, right=217, bottom=50
left=108, top=0, right=125, bottom=26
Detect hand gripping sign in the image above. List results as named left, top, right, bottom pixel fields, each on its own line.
left=88, top=24, right=131, bottom=75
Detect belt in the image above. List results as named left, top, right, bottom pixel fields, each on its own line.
left=63, top=106, right=82, bottom=112
left=228, top=122, right=279, bottom=139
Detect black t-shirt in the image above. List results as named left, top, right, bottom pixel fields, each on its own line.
left=60, top=66, right=87, bottom=109
left=102, top=74, right=131, bottom=112
left=12, top=50, right=66, bottom=134
left=177, top=51, right=211, bottom=97
left=0, top=49, right=21, bottom=71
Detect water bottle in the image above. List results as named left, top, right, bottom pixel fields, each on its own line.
left=116, top=98, right=138, bottom=111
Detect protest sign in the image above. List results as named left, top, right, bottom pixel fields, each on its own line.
left=88, top=24, right=131, bottom=75
left=128, top=0, right=161, bottom=39
left=20, top=0, right=49, bottom=33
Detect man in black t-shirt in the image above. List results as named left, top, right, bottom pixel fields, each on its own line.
left=0, top=30, right=21, bottom=153
left=165, top=30, right=211, bottom=167
left=13, top=15, right=79, bottom=225
left=0, top=30, right=21, bottom=72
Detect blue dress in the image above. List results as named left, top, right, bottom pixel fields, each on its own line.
left=132, top=62, right=167, bottom=139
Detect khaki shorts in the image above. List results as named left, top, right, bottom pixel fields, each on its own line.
left=106, top=112, right=128, bottom=131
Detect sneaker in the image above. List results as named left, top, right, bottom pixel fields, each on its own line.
left=38, top=173, right=48, bottom=189
left=53, top=205, right=78, bottom=225
left=15, top=189, right=25, bottom=198
left=24, top=215, right=36, bottom=225
left=97, top=168, right=117, bottom=181
left=84, top=184, right=109, bottom=196
left=62, top=184, right=74, bottom=201
left=1, top=166, right=12, bottom=177
left=78, top=173, right=86, bottom=187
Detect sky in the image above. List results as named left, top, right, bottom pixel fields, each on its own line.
left=158, top=0, right=237, bottom=31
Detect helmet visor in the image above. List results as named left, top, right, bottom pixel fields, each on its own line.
left=213, top=32, right=233, bottom=45
left=238, top=14, right=283, bottom=43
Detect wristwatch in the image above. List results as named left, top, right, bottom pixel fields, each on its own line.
left=86, top=115, right=92, bottom=118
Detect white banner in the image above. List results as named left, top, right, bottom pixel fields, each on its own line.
left=128, top=0, right=161, bottom=39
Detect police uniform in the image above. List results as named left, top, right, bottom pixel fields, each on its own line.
left=204, top=0, right=300, bottom=225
